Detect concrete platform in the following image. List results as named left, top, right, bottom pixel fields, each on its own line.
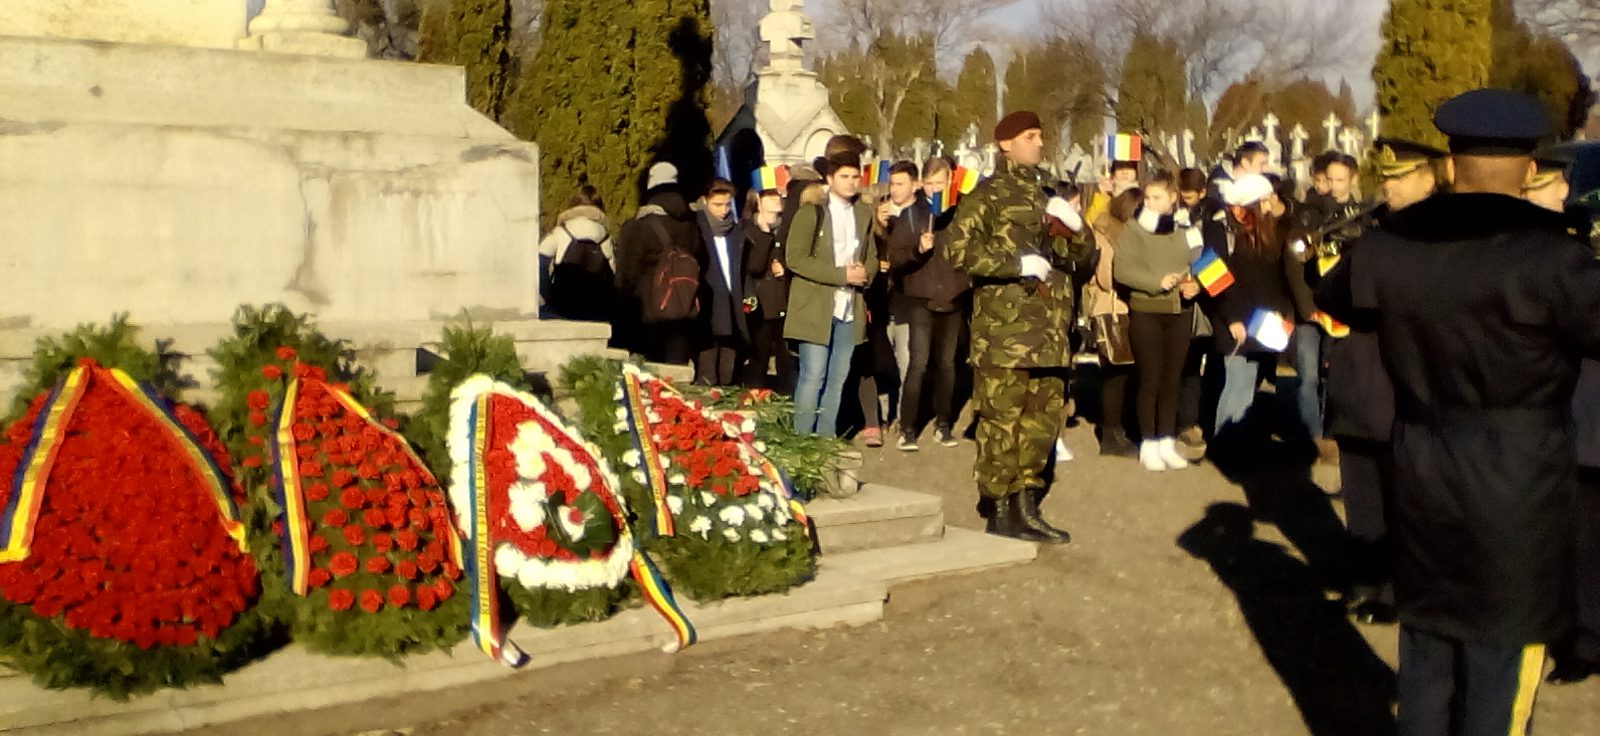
left=808, top=483, right=945, bottom=553
left=825, top=526, right=1038, bottom=586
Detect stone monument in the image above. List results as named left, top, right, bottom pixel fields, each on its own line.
left=716, top=0, right=848, bottom=167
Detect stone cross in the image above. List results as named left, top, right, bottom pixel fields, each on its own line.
left=1245, top=126, right=1264, bottom=142
left=241, top=0, right=366, bottom=58
left=1339, top=128, right=1361, bottom=157
left=1163, top=132, right=1181, bottom=168
left=1181, top=129, right=1196, bottom=167
left=1289, top=124, right=1309, bottom=161
left=981, top=143, right=999, bottom=176
left=1323, top=113, right=1342, bottom=154
left=1366, top=110, right=1380, bottom=143
left=912, top=137, right=929, bottom=166
left=759, top=0, right=814, bottom=74
left=1262, top=112, right=1282, bottom=170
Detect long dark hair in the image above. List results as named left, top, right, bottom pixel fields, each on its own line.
left=1228, top=202, right=1281, bottom=259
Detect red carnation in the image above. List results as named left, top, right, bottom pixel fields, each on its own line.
left=383, top=417, right=400, bottom=430
left=262, top=365, right=284, bottom=380
left=357, top=462, right=380, bottom=480
left=299, top=460, right=324, bottom=478
left=308, top=534, right=330, bottom=554
left=357, top=589, right=383, bottom=613
left=396, top=559, right=419, bottom=580
left=247, top=390, right=271, bottom=410
left=330, top=552, right=358, bottom=577
left=272, top=519, right=285, bottom=536
left=292, top=423, right=315, bottom=442
left=434, top=578, right=455, bottom=600
left=242, top=456, right=263, bottom=469
left=416, top=586, right=439, bottom=611
left=250, top=410, right=268, bottom=427
left=307, top=567, right=333, bottom=589
left=416, top=553, right=440, bottom=574
left=306, top=482, right=330, bottom=502
left=248, top=435, right=265, bottom=446
left=373, top=532, right=394, bottom=553
left=276, top=346, right=299, bottom=361
left=328, top=588, right=354, bottom=611
left=387, top=585, right=411, bottom=608
left=443, top=560, right=462, bottom=580
left=395, top=529, right=420, bottom=552
left=365, top=556, right=392, bottom=574
left=331, top=469, right=354, bottom=488
left=342, top=524, right=365, bottom=547
left=339, top=487, right=365, bottom=510
left=363, top=508, right=387, bottom=528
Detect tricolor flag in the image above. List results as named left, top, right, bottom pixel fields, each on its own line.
left=863, top=160, right=892, bottom=185
left=1312, top=310, right=1351, bottom=338
left=751, top=164, right=791, bottom=192
left=1192, top=249, right=1235, bottom=297
left=714, top=145, right=734, bottom=182
left=1246, top=309, right=1294, bottom=353
left=875, top=160, right=892, bottom=184
left=930, top=190, right=950, bottom=215
left=1107, top=133, right=1142, bottom=162
left=953, top=166, right=981, bottom=195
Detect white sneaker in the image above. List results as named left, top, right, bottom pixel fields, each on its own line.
left=1158, top=437, right=1190, bottom=470
left=1139, top=440, right=1167, bottom=472
left=1055, top=438, right=1075, bottom=463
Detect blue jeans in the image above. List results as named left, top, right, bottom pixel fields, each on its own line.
left=794, top=318, right=857, bottom=437
left=1215, top=354, right=1265, bottom=436
left=1292, top=323, right=1324, bottom=440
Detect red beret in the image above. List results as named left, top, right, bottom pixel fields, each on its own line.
left=995, top=111, right=1043, bottom=143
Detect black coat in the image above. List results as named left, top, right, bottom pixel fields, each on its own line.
left=743, top=219, right=789, bottom=321
left=1321, top=206, right=1394, bottom=443
left=1317, top=192, right=1600, bottom=646
left=697, top=211, right=749, bottom=342
left=1203, top=211, right=1296, bottom=354
left=887, top=199, right=970, bottom=313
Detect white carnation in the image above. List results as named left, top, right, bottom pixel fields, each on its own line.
left=700, top=491, right=718, bottom=506
left=623, top=449, right=642, bottom=467
left=754, top=441, right=768, bottom=453
left=749, top=529, right=769, bottom=544
left=557, top=506, right=588, bottom=541
left=742, top=419, right=756, bottom=434
left=613, top=421, right=629, bottom=433
left=756, top=494, right=775, bottom=510
left=772, top=528, right=788, bottom=541
left=669, top=473, right=686, bottom=485
left=666, top=495, right=684, bottom=515
left=507, top=481, right=548, bottom=531
left=632, top=470, right=647, bottom=484
left=494, top=544, right=526, bottom=576
left=722, top=527, right=741, bottom=542
left=719, top=505, right=747, bottom=527
left=569, top=464, right=593, bottom=489
left=745, top=503, right=765, bottom=522
left=688, top=516, right=712, bottom=538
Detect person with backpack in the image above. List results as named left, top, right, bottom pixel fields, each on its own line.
left=616, top=162, right=704, bottom=365
left=693, top=179, right=750, bottom=386
left=785, top=154, right=876, bottom=437
left=538, top=186, right=614, bottom=322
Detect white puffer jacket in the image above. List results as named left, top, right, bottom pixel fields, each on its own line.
left=537, top=205, right=614, bottom=271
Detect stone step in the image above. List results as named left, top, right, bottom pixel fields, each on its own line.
left=806, top=483, right=945, bottom=553
left=0, top=568, right=887, bottom=736
left=822, top=526, right=1039, bottom=587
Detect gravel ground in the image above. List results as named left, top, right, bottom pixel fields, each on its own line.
left=199, top=422, right=1600, bottom=736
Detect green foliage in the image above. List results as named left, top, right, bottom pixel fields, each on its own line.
left=506, top=584, right=630, bottom=629
left=1004, top=39, right=1105, bottom=154
left=950, top=47, right=999, bottom=144
left=1489, top=0, right=1595, bottom=140
left=684, top=390, right=848, bottom=503
left=559, top=357, right=815, bottom=602
left=6, top=314, right=180, bottom=423
left=892, top=36, right=946, bottom=146
left=1115, top=31, right=1188, bottom=142
left=418, top=0, right=515, bottom=120
left=0, top=323, right=274, bottom=698
left=407, top=322, right=528, bottom=487
left=1373, top=0, right=1492, bottom=149
left=509, top=0, right=713, bottom=226
left=208, top=305, right=467, bottom=657
left=819, top=52, right=878, bottom=139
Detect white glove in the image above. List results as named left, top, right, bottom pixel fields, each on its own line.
left=1020, top=254, right=1052, bottom=280
left=1045, top=197, right=1083, bottom=232
left=1174, top=209, right=1192, bottom=228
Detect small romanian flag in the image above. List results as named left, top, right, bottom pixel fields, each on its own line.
left=863, top=160, right=892, bottom=185
left=1192, top=249, right=1234, bottom=297
left=930, top=190, right=951, bottom=215
left=1247, top=309, right=1294, bottom=353
left=1107, top=133, right=1142, bottom=162
left=953, top=166, right=981, bottom=195
left=751, top=164, right=790, bottom=192
left=1312, top=310, right=1351, bottom=338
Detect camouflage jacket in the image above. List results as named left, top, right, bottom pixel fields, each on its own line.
left=947, top=160, right=1095, bottom=369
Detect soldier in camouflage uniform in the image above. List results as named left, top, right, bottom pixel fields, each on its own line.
left=946, top=111, right=1095, bottom=543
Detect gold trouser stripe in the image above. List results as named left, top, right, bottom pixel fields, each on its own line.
left=1508, top=643, right=1547, bottom=736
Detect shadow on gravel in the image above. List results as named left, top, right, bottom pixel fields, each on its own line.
left=1180, top=502, right=1397, bottom=736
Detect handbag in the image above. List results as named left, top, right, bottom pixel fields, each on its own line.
left=1190, top=305, right=1213, bottom=339
left=1092, top=312, right=1136, bottom=366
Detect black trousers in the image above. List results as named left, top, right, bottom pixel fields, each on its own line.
left=1572, top=469, right=1600, bottom=661
left=694, top=337, right=742, bottom=386
left=1100, top=362, right=1135, bottom=441
left=1130, top=310, right=1191, bottom=439
left=1397, top=625, right=1546, bottom=736
left=1177, top=337, right=1210, bottom=433
left=646, top=319, right=696, bottom=366
left=743, top=315, right=797, bottom=393
left=1338, top=437, right=1394, bottom=603
left=899, top=301, right=964, bottom=433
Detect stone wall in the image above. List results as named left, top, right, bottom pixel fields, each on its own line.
left=0, top=0, right=248, bottom=50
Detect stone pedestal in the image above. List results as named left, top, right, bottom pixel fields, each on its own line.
left=239, top=0, right=367, bottom=59
left=0, top=0, right=247, bottom=49
left=751, top=68, right=848, bottom=166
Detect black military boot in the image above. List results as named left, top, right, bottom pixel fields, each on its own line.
left=1016, top=488, right=1072, bottom=544
left=986, top=494, right=1048, bottom=542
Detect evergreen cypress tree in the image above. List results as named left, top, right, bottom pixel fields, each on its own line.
left=632, top=0, right=715, bottom=198
left=1372, top=0, right=1492, bottom=148
left=952, top=48, right=999, bottom=144
left=1489, top=0, right=1595, bottom=140
left=417, top=0, right=514, bottom=121
left=1115, top=31, right=1187, bottom=140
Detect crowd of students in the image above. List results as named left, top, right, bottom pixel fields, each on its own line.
left=535, top=137, right=1389, bottom=471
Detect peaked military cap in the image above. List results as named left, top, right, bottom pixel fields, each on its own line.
left=1433, top=88, right=1555, bottom=156
left=1372, top=137, right=1446, bottom=179
left=1525, top=148, right=1572, bottom=191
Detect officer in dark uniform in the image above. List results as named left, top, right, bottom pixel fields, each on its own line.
left=1323, top=137, right=1446, bottom=626
left=1317, top=89, right=1600, bottom=736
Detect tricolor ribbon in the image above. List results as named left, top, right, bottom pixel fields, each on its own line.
left=0, top=365, right=90, bottom=563
left=620, top=369, right=675, bottom=537
left=270, top=378, right=314, bottom=595
left=463, top=392, right=527, bottom=666
left=107, top=369, right=247, bottom=553
left=629, top=552, right=697, bottom=652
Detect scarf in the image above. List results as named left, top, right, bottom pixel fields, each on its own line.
left=706, top=211, right=736, bottom=237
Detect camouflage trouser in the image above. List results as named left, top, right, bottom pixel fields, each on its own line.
left=973, top=367, right=1068, bottom=500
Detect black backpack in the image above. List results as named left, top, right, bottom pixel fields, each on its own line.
left=642, top=218, right=701, bottom=323
left=548, top=224, right=615, bottom=319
